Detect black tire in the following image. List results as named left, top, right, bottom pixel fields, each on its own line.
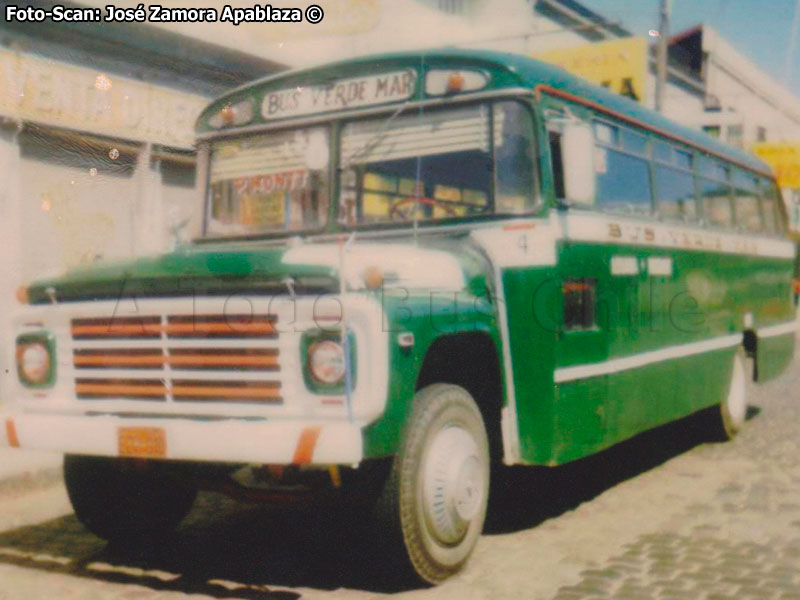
left=64, top=455, right=197, bottom=542
left=712, top=348, right=748, bottom=441
left=373, top=384, right=490, bottom=585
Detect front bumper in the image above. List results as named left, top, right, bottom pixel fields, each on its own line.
left=0, top=413, right=363, bottom=466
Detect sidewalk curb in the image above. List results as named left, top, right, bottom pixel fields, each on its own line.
left=0, top=455, right=64, bottom=496
left=0, top=464, right=63, bottom=496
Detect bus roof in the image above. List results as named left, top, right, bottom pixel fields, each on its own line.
left=197, top=48, right=771, bottom=176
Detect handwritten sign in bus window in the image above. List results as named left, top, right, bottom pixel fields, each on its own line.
left=233, top=170, right=308, bottom=196
left=240, top=191, right=286, bottom=228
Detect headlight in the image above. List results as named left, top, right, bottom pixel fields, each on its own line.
left=307, top=340, right=346, bottom=385
left=17, top=340, right=52, bottom=386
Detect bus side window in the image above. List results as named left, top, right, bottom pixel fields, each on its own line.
left=732, top=170, right=763, bottom=233
left=653, top=141, right=697, bottom=222
left=761, top=178, right=786, bottom=234
left=549, top=131, right=566, bottom=200
left=594, top=121, right=652, bottom=216
left=698, top=157, right=733, bottom=228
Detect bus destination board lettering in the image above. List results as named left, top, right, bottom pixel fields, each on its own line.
left=261, top=70, right=416, bottom=120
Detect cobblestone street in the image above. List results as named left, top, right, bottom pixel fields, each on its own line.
left=0, top=354, right=798, bottom=600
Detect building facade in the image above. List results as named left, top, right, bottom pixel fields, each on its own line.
left=668, top=25, right=800, bottom=149
left=0, top=0, right=283, bottom=397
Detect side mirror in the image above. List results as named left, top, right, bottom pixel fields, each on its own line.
left=561, top=123, right=596, bottom=207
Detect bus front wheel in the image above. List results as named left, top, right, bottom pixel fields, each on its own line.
left=373, top=384, right=490, bottom=585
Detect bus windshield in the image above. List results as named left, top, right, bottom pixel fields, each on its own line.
left=206, top=126, right=330, bottom=236
left=203, top=101, right=536, bottom=237
left=339, top=102, right=535, bottom=224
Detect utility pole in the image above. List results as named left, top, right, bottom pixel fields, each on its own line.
left=655, top=0, right=671, bottom=113
left=786, top=0, right=800, bottom=86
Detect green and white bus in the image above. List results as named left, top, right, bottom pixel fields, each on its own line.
left=3, top=49, right=795, bottom=584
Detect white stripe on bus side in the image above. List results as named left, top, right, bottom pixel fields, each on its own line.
left=471, top=211, right=793, bottom=266
left=564, top=212, right=795, bottom=260
left=553, top=334, right=743, bottom=384
left=756, top=321, right=797, bottom=338
left=470, top=214, right=560, bottom=268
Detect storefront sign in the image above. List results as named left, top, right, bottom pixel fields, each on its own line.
left=752, top=143, right=800, bottom=188
left=261, top=70, right=416, bottom=120
left=534, top=37, right=647, bottom=103
left=0, top=48, right=209, bottom=148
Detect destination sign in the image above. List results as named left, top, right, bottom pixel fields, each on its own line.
left=261, top=70, right=416, bottom=120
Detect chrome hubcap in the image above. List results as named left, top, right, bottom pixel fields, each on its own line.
left=422, top=425, right=485, bottom=545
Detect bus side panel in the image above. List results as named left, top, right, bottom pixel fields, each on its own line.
left=756, top=333, right=795, bottom=382
left=501, top=267, right=559, bottom=464
left=604, top=347, right=735, bottom=449
left=551, top=376, right=606, bottom=463
left=550, top=347, right=734, bottom=463
left=747, top=252, right=795, bottom=383
left=545, top=236, right=792, bottom=465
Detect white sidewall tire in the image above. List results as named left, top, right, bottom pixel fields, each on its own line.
left=382, top=384, right=490, bottom=584
left=720, top=349, right=747, bottom=439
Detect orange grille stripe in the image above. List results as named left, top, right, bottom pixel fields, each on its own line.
left=74, top=354, right=279, bottom=368
left=76, top=382, right=280, bottom=399
left=172, top=385, right=281, bottom=399
left=71, top=324, right=162, bottom=336
left=76, top=383, right=166, bottom=396
left=169, top=354, right=279, bottom=367
left=5, top=419, right=20, bottom=448
left=71, top=322, right=275, bottom=336
left=74, top=355, right=165, bottom=367
left=292, top=426, right=322, bottom=465
left=165, top=322, right=276, bottom=335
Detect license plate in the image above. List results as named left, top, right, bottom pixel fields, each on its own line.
left=118, top=427, right=166, bottom=458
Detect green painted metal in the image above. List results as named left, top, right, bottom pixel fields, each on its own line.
left=501, top=235, right=793, bottom=464
left=27, top=246, right=338, bottom=304
left=361, top=288, right=502, bottom=458
left=757, top=333, right=795, bottom=382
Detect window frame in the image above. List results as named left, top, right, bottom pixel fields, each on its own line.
left=652, top=140, right=699, bottom=224
left=202, top=124, right=334, bottom=239
left=697, top=155, right=735, bottom=230
left=759, top=176, right=789, bottom=236
left=336, top=98, right=542, bottom=231
left=731, top=168, right=766, bottom=234
left=591, top=117, right=655, bottom=217
left=537, top=90, right=786, bottom=240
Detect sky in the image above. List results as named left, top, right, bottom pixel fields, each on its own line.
left=580, top=0, right=800, bottom=95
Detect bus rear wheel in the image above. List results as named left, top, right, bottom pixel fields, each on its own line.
left=715, top=349, right=748, bottom=440
left=64, top=455, right=197, bottom=543
left=373, top=384, right=490, bottom=585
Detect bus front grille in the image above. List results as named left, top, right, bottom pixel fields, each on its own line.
left=70, top=314, right=283, bottom=405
